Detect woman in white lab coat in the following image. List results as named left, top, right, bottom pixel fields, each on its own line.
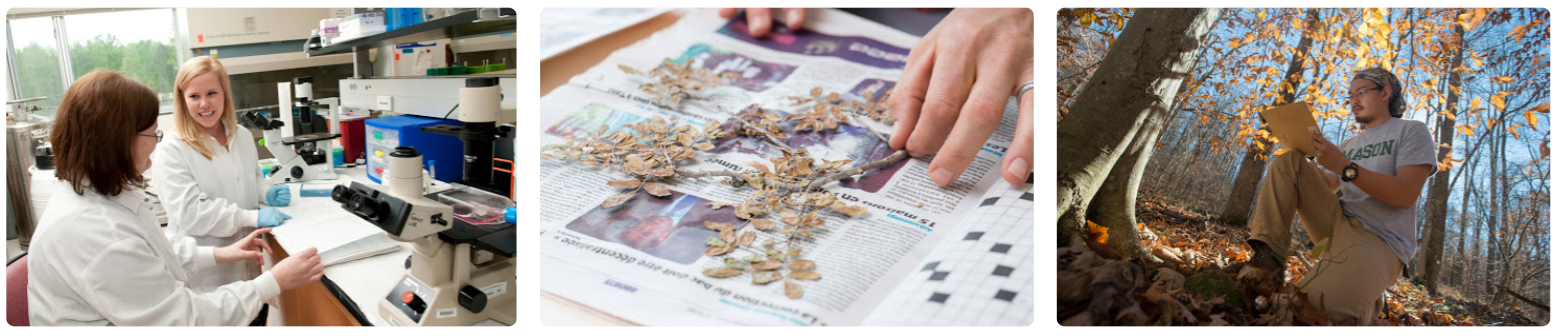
left=152, top=56, right=295, bottom=293
left=27, top=70, right=323, bottom=325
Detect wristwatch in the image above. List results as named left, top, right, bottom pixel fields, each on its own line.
left=1341, top=162, right=1360, bottom=182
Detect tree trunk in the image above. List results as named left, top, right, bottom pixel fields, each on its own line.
left=1088, top=103, right=1171, bottom=260
left=1420, top=19, right=1468, bottom=296
left=1487, top=125, right=1503, bottom=296
left=1454, top=158, right=1471, bottom=288
left=1218, top=9, right=1322, bottom=225
left=1056, top=8, right=1221, bottom=244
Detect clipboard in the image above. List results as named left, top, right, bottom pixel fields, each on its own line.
left=1256, top=102, right=1321, bottom=157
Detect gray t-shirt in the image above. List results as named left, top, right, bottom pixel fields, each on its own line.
left=1326, top=118, right=1437, bottom=266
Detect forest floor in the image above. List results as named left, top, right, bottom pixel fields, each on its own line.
left=1057, top=197, right=1545, bottom=326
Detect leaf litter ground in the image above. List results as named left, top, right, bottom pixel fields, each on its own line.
left=1057, top=198, right=1540, bottom=326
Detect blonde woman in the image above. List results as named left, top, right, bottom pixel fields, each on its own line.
left=28, top=70, right=322, bottom=325
left=152, top=56, right=294, bottom=296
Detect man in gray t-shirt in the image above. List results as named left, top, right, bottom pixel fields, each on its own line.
left=1238, top=67, right=1436, bottom=325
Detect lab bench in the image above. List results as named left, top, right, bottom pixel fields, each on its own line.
left=263, top=166, right=507, bottom=326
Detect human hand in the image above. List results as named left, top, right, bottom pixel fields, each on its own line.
left=270, top=247, right=323, bottom=291
left=1309, top=133, right=1349, bottom=173
left=215, top=228, right=272, bottom=265
left=266, top=184, right=291, bottom=206
left=887, top=8, right=1034, bottom=186
left=718, top=8, right=806, bottom=37
left=257, top=208, right=292, bottom=228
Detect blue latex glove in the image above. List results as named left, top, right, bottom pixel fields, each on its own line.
left=504, top=207, right=517, bottom=224
left=266, top=185, right=291, bottom=206
left=258, top=208, right=293, bottom=228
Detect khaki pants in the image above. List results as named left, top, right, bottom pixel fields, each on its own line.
left=1248, top=154, right=1403, bottom=325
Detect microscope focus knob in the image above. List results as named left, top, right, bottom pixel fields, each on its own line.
left=290, top=166, right=304, bottom=179
left=458, top=285, right=488, bottom=314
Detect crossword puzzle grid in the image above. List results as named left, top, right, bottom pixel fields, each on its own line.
left=867, top=175, right=1034, bottom=326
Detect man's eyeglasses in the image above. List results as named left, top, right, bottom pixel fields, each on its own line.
left=1347, top=86, right=1380, bottom=103
left=138, top=130, right=163, bottom=142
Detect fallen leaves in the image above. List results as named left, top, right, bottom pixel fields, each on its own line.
left=1087, top=220, right=1110, bottom=244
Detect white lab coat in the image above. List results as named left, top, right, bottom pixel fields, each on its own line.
left=151, top=123, right=273, bottom=293
left=27, top=181, right=280, bottom=325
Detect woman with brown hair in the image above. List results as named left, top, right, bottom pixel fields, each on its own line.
left=26, top=70, right=323, bottom=325
left=152, top=56, right=294, bottom=295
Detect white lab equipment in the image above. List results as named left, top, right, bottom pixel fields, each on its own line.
left=330, top=146, right=515, bottom=326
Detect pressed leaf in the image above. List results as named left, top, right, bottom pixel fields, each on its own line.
left=752, top=271, right=783, bottom=285
left=790, top=270, right=821, bottom=281
left=703, top=267, right=742, bottom=278
left=752, top=260, right=784, bottom=271
left=785, top=280, right=804, bottom=299
left=742, top=254, right=766, bottom=262
left=810, top=87, right=822, bottom=98
left=738, top=231, right=756, bottom=247
left=652, top=167, right=675, bottom=177
left=705, top=221, right=737, bottom=232
left=788, top=247, right=802, bottom=257
left=724, top=257, right=750, bottom=270
left=787, top=259, right=815, bottom=270
left=705, top=236, right=727, bottom=247
left=704, top=244, right=734, bottom=256
left=709, top=201, right=736, bottom=210
left=751, top=219, right=779, bottom=231
left=618, top=64, right=643, bottom=76
left=749, top=161, right=772, bottom=174
left=601, top=191, right=637, bottom=209
left=606, top=179, right=642, bottom=189
left=644, top=182, right=672, bottom=197
left=719, top=229, right=737, bottom=244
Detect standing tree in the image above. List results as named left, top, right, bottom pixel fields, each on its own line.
left=1218, top=8, right=1323, bottom=225
left=1056, top=8, right=1221, bottom=251
left=1419, top=15, right=1468, bottom=295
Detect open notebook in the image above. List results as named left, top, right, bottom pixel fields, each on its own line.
left=318, top=233, right=402, bottom=266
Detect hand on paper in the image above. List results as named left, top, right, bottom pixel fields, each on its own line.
left=1309, top=133, right=1350, bottom=173
left=886, top=8, right=1034, bottom=186
left=718, top=8, right=806, bottom=37
left=271, top=247, right=324, bottom=291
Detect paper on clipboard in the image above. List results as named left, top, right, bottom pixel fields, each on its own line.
left=1257, top=102, right=1322, bottom=157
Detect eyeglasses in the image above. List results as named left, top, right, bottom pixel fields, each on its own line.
left=138, top=130, right=163, bottom=142
left=1347, top=86, right=1380, bottom=103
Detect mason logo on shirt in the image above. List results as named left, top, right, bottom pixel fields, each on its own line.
left=1345, top=139, right=1396, bottom=161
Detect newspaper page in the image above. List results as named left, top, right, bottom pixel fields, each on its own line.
left=862, top=176, right=1034, bottom=326
left=538, top=9, right=1020, bottom=325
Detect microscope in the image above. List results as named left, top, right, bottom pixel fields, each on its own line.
left=240, top=77, right=341, bottom=183
left=331, top=146, right=515, bottom=326
left=421, top=78, right=513, bottom=198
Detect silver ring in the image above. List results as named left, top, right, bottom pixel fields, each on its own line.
left=1014, top=80, right=1034, bottom=101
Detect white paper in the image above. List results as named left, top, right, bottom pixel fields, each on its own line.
left=538, top=9, right=1029, bottom=326
left=269, top=175, right=385, bottom=254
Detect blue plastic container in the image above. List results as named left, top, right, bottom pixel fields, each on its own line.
left=385, top=8, right=425, bottom=31
left=364, top=115, right=463, bottom=184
